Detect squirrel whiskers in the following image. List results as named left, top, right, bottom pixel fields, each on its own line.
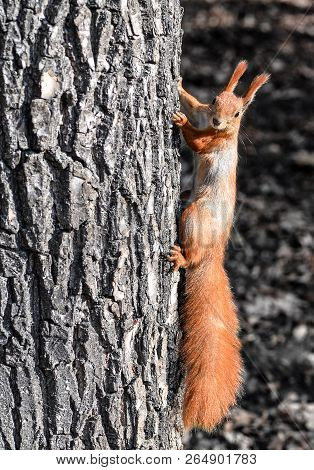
left=168, top=61, right=269, bottom=431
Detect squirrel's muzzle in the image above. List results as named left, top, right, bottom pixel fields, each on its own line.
left=213, top=117, right=222, bottom=127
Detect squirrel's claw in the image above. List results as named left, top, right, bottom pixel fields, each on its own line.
left=170, top=245, right=182, bottom=254
left=168, top=245, right=187, bottom=271
left=172, top=111, right=188, bottom=128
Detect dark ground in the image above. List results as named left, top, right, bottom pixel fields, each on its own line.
left=180, top=0, right=314, bottom=450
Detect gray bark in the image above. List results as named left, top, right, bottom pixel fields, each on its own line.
left=0, top=0, right=183, bottom=449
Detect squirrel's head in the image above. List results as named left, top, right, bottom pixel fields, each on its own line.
left=209, top=60, right=270, bottom=131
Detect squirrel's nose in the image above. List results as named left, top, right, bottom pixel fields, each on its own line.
left=213, top=118, right=221, bottom=127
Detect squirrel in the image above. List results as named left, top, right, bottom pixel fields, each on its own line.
left=168, top=61, right=269, bottom=431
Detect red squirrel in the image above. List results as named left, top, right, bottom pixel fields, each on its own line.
left=169, top=61, right=269, bottom=431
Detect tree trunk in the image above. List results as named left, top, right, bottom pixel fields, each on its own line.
left=0, top=0, right=183, bottom=450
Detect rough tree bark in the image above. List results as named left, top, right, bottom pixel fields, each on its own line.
left=0, top=0, right=183, bottom=449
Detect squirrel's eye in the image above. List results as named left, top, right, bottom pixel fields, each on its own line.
left=211, top=97, right=216, bottom=105
left=234, top=111, right=240, bottom=118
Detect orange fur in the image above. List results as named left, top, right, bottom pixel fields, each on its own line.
left=224, top=60, right=248, bottom=92
left=242, top=74, right=270, bottom=106
left=178, top=168, right=241, bottom=431
left=182, top=257, right=241, bottom=430
left=170, top=61, right=269, bottom=431
left=181, top=123, right=238, bottom=155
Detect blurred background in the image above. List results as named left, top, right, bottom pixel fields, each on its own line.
left=180, top=0, right=314, bottom=450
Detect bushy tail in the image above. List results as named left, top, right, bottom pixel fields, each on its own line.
left=182, top=257, right=242, bottom=431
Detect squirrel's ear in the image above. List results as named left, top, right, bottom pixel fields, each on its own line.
left=224, top=60, right=248, bottom=93
left=242, top=73, right=270, bottom=107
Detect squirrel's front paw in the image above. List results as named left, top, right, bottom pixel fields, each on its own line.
left=172, top=111, right=188, bottom=128
left=168, top=245, right=188, bottom=271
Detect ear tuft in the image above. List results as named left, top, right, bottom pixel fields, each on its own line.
left=224, top=60, right=248, bottom=93
left=242, top=73, right=270, bottom=106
